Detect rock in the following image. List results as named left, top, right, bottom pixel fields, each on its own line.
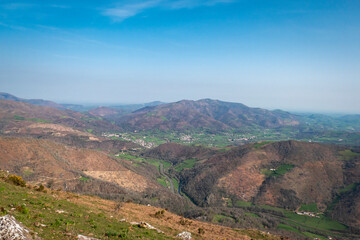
left=34, top=222, right=47, bottom=227
left=139, top=222, right=164, bottom=233
left=77, top=235, right=100, bottom=240
left=177, top=231, right=192, bottom=240
left=0, top=215, right=39, bottom=240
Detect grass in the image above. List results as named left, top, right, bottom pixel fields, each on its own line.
left=116, top=153, right=171, bottom=169
left=172, top=178, right=179, bottom=192
left=303, top=232, right=328, bottom=240
left=224, top=198, right=233, bottom=207
left=253, top=141, right=273, bottom=149
left=338, top=182, right=359, bottom=194
left=245, top=212, right=259, bottom=218
left=299, top=203, right=319, bottom=213
left=212, top=214, right=234, bottom=223
left=235, top=201, right=253, bottom=207
left=261, top=164, right=295, bottom=177
left=157, top=177, right=168, bottom=188
left=0, top=178, right=171, bottom=240
left=339, top=150, right=360, bottom=161
left=277, top=223, right=301, bottom=233
left=14, top=115, right=50, bottom=123
left=283, top=211, right=347, bottom=231
left=174, top=159, right=197, bottom=171
left=79, top=176, right=90, bottom=182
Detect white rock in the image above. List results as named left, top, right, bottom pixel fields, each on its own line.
left=77, top=235, right=100, bottom=240
left=177, top=231, right=192, bottom=240
left=140, top=222, right=164, bottom=233
left=0, top=215, right=36, bottom=240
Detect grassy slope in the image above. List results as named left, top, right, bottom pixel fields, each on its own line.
left=0, top=176, right=282, bottom=240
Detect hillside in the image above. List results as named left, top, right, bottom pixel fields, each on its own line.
left=0, top=100, right=120, bottom=136
left=143, top=141, right=360, bottom=228
left=0, top=137, right=192, bottom=214
left=117, top=99, right=300, bottom=131
left=0, top=173, right=282, bottom=240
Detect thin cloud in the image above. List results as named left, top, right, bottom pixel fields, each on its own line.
left=167, top=0, right=234, bottom=9
left=102, top=0, right=161, bottom=22
left=0, top=22, right=28, bottom=31
left=0, top=3, right=35, bottom=10
left=102, top=0, right=234, bottom=21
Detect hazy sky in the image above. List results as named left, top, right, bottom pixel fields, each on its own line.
left=1, top=0, right=359, bottom=113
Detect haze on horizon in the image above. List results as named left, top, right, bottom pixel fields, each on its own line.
left=1, top=0, right=359, bottom=114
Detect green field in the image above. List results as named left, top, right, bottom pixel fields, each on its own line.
left=261, top=164, right=294, bottom=177
left=157, top=177, right=168, bottom=188
left=339, top=149, right=360, bottom=161
left=284, top=211, right=347, bottom=231
left=299, top=203, right=319, bottom=213
left=174, top=159, right=197, bottom=171
left=235, top=200, right=253, bottom=207
left=14, top=115, right=50, bottom=123
left=253, top=141, right=273, bottom=149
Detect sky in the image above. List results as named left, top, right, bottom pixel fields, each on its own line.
left=0, top=0, right=359, bottom=113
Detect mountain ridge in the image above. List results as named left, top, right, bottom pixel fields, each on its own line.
left=117, top=98, right=300, bottom=131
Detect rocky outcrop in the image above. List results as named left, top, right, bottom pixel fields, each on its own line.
left=0, top=215, right=39, bottom=240
left=176, top=231, right=192, bottom=239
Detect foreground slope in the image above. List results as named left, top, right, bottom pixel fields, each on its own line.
left=0, top=173, right=282, bottom=240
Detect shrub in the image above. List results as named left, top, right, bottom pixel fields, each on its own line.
left=179, top=218, right=192, bottom=226
left=0, top=207, right=7, bottom=214
left=7, top=175, right=26, bottom=187
left=36, top=184, right=45, bottom=192
left=154, top=209, right=166, bottom=218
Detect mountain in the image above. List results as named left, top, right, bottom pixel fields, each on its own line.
left=0, top=92, right=65, bottom=109
left=117, top=99, right=300, bottom=131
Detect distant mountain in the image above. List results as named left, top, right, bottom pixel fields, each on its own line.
left=88, top=106, right=125, bottom=118
left=87, top=102, right=166, bottom=120
left=111, top=101, right=165, bottom=112
left=0, top=100, right=120, bottom=136
left=117, top=99, right=300, bottom=131
left=0, top=92, right=65, bottom=109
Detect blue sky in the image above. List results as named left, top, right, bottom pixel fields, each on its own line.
left=0, top=0, right=359, bottom=113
